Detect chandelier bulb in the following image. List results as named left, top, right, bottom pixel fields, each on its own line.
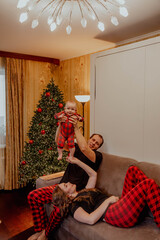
left=98, top=21, right=105, bottom=32
left=111, top=16, right=119, bottom=26
left=17, top=0, right=29, bottom=9
left=56, top=16, right=62, bottom=26
left=66, top=25, right=72, bottom=35
left=31, top=19, right=39, bottom=29
left=19, top=12, right=28, bottom=23
left=81, top=18, right=87, bottom=28
left=48, top=16, right=53, bottom=25
left=50, top=22, right=57, bottom=32
left=119, top=7, right=128, bottom=17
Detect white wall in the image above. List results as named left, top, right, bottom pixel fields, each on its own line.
left=90, top=36, right=160, bottom=164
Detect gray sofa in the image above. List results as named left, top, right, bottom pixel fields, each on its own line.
left=36, top=152, right=160, bottom=240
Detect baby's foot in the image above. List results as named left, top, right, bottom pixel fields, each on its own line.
left=58, top=155, right=62, bottom=160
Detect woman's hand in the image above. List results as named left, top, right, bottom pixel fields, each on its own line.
left=66, top=156, right=79, bottom=165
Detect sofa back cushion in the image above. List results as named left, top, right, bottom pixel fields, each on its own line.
left=96, top=152, right=137, bottom=196
left=136, top=161, right=160, bottom=186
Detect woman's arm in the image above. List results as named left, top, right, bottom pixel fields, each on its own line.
left=69, top=116, right=96, bottom=163
left=66, top=157, right=97, bottom=188
left=74, top=196, right=119, bottom=225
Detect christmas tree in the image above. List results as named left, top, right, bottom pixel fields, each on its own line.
left=19, top=79, right=68, bottom=186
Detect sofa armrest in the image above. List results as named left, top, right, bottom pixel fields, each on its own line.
left=36, top=171, right=64, bottom=189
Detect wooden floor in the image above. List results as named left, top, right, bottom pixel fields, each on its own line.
left=0, top=185, right=34, bottom=240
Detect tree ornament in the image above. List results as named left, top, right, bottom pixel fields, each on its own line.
left=41, top=130, right=46, bottom=135
left=58, top=103, right=63, bottom=108
left=21, top=161, right=26, bottom=165
left=29, top=139, right=34, bottom=144
left=46, top=92, right=50, bottom=97
left=56, top=122, right=59, bottom=126
left=39, top=150, right=43, bottom=154
left=52, top=98, right=55, bottom=102
left=37, top=108, right=42, bottom=113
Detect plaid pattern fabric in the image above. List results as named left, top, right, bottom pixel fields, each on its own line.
left=104, top=166, right=160, bottom=227
left=45, top=206, right=62, bottom=237
left=57, top=131, right=75, bottom=148
left=55, top=111, right=83, bottom=148
left=28, top=184, right=58, bottom=232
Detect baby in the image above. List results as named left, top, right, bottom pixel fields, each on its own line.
left=54, top=101, right=84, bottom=160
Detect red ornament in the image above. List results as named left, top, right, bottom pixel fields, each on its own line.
left=29, top=140, right=34, bottom=144
left=56, top=122, right=60, bottom=126
left=37, top=108, right=42, bottom=113
left=48, top=147, right=53, bottom=150
left=41, top=130, right=45, bottom=135
left=52, top=98, right=55, bottom=102
left=58, top=103, right=63, bottom=108
left=39, top=150, right=43, bottom=154
left=46, top=92, right=50, bottom=97
left=22, top=161, right=26, bottom=165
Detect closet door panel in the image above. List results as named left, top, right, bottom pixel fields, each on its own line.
left=144, top=43, right=160, bottom=164
left=95, top=48, right=145, bottom=160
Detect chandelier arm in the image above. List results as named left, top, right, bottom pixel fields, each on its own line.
left=57, top=0, right=66, bottom=19
left=106, top=0, right=120, bottom=8
left=49, top=0, right=62, bottom=20
left=52, top=0, right=65, bottom=21
left=41, top=0, right=56, bottom=14
left=77, top=0, right=84, bottom=18
left=83, top=0, right=99, bottom=21
left=95, top=0, right=110, bottom=15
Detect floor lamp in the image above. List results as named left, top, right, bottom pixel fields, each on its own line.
left=75, top=95, right=90, bottom=136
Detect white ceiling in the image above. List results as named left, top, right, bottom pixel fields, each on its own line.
left=0, top=0, right=160, bottom=61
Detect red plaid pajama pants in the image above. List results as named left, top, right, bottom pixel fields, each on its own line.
left=28, top=184, right=62, bottom=237
left=104, top=166, right=160, bottom=227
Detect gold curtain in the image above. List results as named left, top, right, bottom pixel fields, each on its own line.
left=0, top=57, right=6, bottom=190
left=5, top=58, right=24, bottom=190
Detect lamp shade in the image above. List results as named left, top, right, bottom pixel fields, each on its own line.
left=75, top=95, right=90, bottom=103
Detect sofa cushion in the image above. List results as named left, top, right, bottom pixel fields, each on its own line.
left=61, top=216, right=160, bottom=240
left=96, top=153, right=137, bottom=196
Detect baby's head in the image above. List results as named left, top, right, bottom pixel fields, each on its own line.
left=64, top=101, right=77, bottom=116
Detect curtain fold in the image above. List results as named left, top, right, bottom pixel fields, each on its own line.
left=4, top=58, right=24, bottom=190
left=0, top=57, right=6, bottom=190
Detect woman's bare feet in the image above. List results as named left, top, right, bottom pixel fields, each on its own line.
left=27, top=231, right=42, bottom=240
left=37, top=230, right=47, bottom=240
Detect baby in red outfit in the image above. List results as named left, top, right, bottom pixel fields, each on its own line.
left=54, top=101, right=84, bottom=160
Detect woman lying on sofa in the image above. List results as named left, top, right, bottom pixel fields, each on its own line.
left=32, top=156, right=160, bottom=240
left=52, top=157, right=160, bottom=232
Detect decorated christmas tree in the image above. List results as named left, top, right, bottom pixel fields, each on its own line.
left=19, top=79, right=68, bottom=186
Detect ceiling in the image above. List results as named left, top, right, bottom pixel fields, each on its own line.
left=0, top=0, right=160, bottom=61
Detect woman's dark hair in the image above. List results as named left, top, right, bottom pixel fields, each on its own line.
left=90, top=133, right=104, bottom=148
left=52, top=185, right=72, bottom=217
left=52, top=186, right=103, bottom=217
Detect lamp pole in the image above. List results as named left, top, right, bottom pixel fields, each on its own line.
left=75, top=95, right=90, bottom=137
left=82, top=102, right=85, bottom=136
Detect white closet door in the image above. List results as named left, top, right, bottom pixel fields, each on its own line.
left=95, top=47, right=145, bottom=161
left=144, top=43, right=160, bottom=164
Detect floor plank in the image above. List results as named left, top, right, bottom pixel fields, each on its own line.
left=0, top=185, right=34, bottom=239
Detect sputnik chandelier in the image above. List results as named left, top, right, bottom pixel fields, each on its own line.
left=17, top=0, right=129, bottom=35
